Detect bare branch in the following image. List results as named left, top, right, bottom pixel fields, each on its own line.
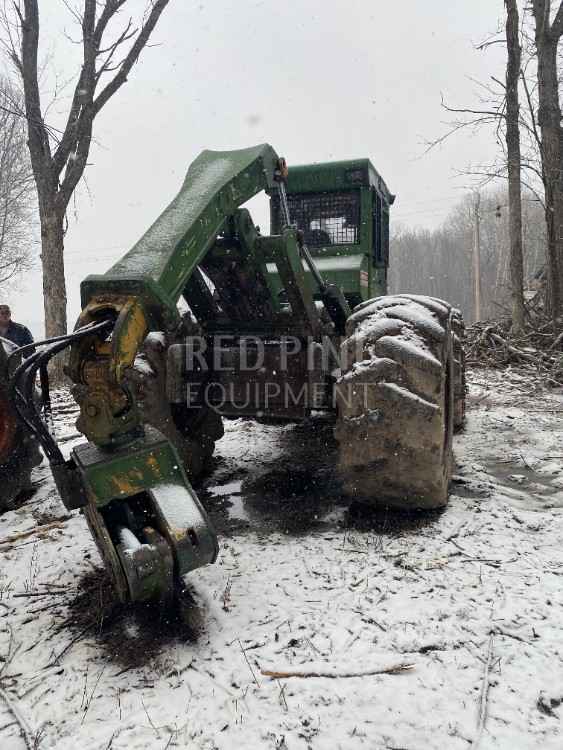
left=93, top=0, right=170, bottom=115
left=475, top=27, right=505, bottom=51
left=551, top=2, right=563, bottom=39
left=60, top=0, right=83, bottom=27
left=20, top=0, right=52, bottom=174
left=0, top=75, right=36, bottom=288
left=520, top=70, right=543, bottom=157
left=0, top=0, right=173, bottom=343
left=491, top=75, right=506, bottom=90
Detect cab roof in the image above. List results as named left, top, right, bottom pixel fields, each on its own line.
left=286, top=158, right=395, bottom=205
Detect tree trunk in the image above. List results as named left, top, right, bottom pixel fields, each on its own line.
left=505, top=0, right=526, bottom=334
left=473, top=192, right=482, bottom=322
left=2, top=0, right=172, bottom=387
left=39, top=208, right=67, bottom=383
left=534, top=27, right=563, bottom=324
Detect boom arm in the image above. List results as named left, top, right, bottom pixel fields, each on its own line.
left=68, top=144, right=282, bottom=446
left=49, top=145, right=286, bottom=604
left=83, top=143, right=279, bottom=327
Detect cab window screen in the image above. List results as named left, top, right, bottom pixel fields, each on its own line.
left=272, top=191, right=360, bottom=246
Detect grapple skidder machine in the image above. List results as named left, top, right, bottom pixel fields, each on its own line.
left=11, top=144, right=465, bottom=604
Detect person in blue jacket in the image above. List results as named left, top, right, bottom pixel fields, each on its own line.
left=0, top=305, right=34, bottom=349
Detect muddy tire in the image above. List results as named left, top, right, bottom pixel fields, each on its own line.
left=0, top=344, right=42, bottom=512
left=335, top=293, right=455, bottom=510
left=0, top=428, right=41, bottom=512
left=125, top=333, right=223, bottom=480
left=0, top=453, right=35, bottom=512
left=451, top=309, right=466, bottom=431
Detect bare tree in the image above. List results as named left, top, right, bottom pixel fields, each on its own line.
left=0, top=75, right=35, bottom=287
left=426, top=50, right=535, bottom=332
left=531, top=0, right=563, bottom=324
left=0, top=0, right=171, bottom=378
left=505, top=0, right=526, bottom=333
left=390, top=188, right=545, bottom=324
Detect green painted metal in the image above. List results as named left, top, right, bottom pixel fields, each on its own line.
left=267, top=158, right=394, bottom=305
left=80, top=144, right=393, bottom=324
left=74, top=432, right=185, bottom=507
left=257, top=230, right=319, bottom=334
left=285, top=158, right=394, bottom=205
left=265, top=253, right=371, bottom=302
left=72, top=426, right=219, bottom=602
left=65, top=144, right=396, bottom=604
left=81, top=144, right=280, bottom=329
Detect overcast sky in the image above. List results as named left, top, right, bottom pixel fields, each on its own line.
left=4, top=0, right=507, bottom=335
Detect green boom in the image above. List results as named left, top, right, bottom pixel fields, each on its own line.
left=80, top=143, right=280, bottom=329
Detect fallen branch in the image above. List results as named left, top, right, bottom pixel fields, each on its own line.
left=489, top=333, right=544, bottom=365
left=0, top=687, right=34, bottom=749
left=261, top=662, right=414, bottom=679
left=465, top=319, right=563, bottom=384
left=548, top=331, right=563, bottom=351
left=492, top=624, right=530, bottom=643
left=472, top=634, right=495, bottom=748
left=12, top=590, right=69, bottom=598
left=47, top=623, right=93, bottom=668
left=57, top=431, right=82, bottom=443
left=0, top=520, right=68, bottom=548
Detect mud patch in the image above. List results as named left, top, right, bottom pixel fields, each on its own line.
left=249, top=468, right=326, bottom=499
left=485, top=459, right=559, bottom=495
left=60, top=569, right=205, bottom=670
left=201, top=418, right=345, bottom=534
left=483, top=459, right=563, bottom=511
left=450, top=474, right=492, bottom=499
left=344, top=499, right=444, bottom=536
left=241, top=467, right=346, bottom=534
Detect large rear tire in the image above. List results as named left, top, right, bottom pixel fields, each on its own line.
left=335, top=293, right=457, bottom=510
left=0, top=452, right=35, bottom=512
left=451, top=309, right=466, bottom=431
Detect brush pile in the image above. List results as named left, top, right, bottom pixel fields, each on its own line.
left=466, top=317, right=563, bottom=385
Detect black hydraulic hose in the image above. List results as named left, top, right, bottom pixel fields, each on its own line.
left=11, top=338, right=77, bottom=463
left=9, top=319, right=114, bottom=465
left=39, top=363, right=53, bottom=431
left=9, top=321, right=102, bottom=421
left=21, top=339, right=77, bottom=464
left=8, top=351, right=46, bottom=419
left=6, top=319, right=108, bottom=369
left=9, top=348, right=46, bottom=432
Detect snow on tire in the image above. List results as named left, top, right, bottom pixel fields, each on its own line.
left=335, top=293, right=455, bottom=510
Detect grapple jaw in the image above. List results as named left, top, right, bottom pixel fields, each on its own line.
left=68, top=426, right=218, bottom=603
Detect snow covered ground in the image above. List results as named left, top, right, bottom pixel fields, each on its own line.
left=1, top=368, right=563, bottom=750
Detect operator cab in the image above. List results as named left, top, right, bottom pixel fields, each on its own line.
left=270, top=159, right=394, bottom=308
